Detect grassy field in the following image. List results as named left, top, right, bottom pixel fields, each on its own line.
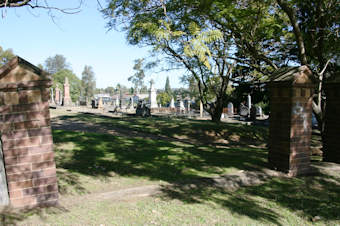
left=3, top=113, right=339, bottom=225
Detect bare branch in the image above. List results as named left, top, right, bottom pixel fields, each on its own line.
left=0, top=0, right=83, bottom=14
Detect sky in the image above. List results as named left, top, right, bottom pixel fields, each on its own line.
left=0, top=0, right=184, bottom=89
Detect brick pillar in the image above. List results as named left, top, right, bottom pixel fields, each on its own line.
left=323, top=82, right=340, bottom=163
left=0, top=57, right=58, bottom=208
left=268, top=66, right=314, bottom=176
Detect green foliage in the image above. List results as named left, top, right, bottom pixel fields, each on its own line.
left=164, top=76, right=171, bottom=95
left=102, top=0, right=240, bottom=122
left=81, top=65, right=96, bottom=98
left=157, top=91, right=172, bottom=106
left=52, top=69, right=81, bottom=102
left=44, top=54, right=70, bottom=74
left=0, top=46, right=15, bottom=66
left=104, top=86, right=115, bottom=96
left=128, top=58, right=145, bottom=93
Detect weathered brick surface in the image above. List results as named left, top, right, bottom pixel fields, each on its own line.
left=268, top=67, right=314, bottom=176
left=0, top=57, right=58, bottom=208
left=323, top=83, right=340, bottom=163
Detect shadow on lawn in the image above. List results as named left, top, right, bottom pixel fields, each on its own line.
left=55, top=113, right=268, bottom=147
left=51, top=114, right=339, bottom=224
left=160, top=168, right=340, bottom=224
left=0, top=205, right=67, bottom=225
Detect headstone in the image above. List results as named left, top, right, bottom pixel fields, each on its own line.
left=50, top=87, right=55, bottom=104
left=256, top=106, right=263, bottom=117
left=239, top=103, right=248, bottom=117
left=200, top=101, right=203, bottom=118
left=129, top=97, right=135, bottom=109
left=227, top=102, right=234, bottom=116
left=170, top=97, right=175, bottom=108
left=247, top=94, right=251, bottom=115
left=63, top=77, right=72, bottom=106
left=179, top=100, right=185, bottom=111
left=55, top=84, right=60, bottom=105
left=149, top=80, right=158, bottom=108
left=136, top=100, right=151, bottom=117
left=115, top=96, right=120, bottom=107
left=97, top=97, right=104, bottom=109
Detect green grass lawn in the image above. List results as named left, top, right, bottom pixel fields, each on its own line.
left=4, top=114, right=340, bottom=225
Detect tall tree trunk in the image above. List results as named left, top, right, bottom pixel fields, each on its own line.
left=209, top=100, right=224, bottom=123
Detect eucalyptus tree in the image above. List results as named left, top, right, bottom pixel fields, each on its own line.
left=44, top=54, right=70, bottom=75
left=128, top=58, right=146, bottom=94
left=102, top=0, right=246, bottom=121
left=81, top=65, right=96, bottom=99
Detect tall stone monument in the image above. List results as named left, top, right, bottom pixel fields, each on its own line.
left=149, top=80, right=158, bottom=109
left=63, top=77, right=72, bottom=106
left=50, top=87, right=55, bottom=105
left=228, top=102, right=234, bottom=116
left=247, top=94, right=251, bottom=115
left=55, top=84, right=60, bottom=105
left=200, top=101, right=203, bottom=118
left=170, top=97, right=175, bottom=108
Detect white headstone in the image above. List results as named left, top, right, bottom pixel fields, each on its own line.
left=257, top=106, right=263, bottom=117
left=149, top=80, right=158, bottom=109
left=227, top=102, right=234, bottom=116
left=115, top=96, right=120, bottom=107
left=170, top=97, right=175, bottom=108
left=200, top=101, right=203, bottom=117
left=247, top=94, right=251, bottom=115
left=179, top=100, right=185, bottom=111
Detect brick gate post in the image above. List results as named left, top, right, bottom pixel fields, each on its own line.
left=0, top=56, right=58, bottom=208
left=268, top=66, right=314, bottom=176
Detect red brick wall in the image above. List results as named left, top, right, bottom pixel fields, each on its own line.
left=0, top=66, right=58, bottom=208
left=268, top=84, right=314, bottom=176
left=323, top=83, right=340, bottom=163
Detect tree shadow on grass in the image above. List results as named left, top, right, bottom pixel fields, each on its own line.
left=159, top=165, right=340, bottom=224
left=0, top=204, right=67, bottom=225
left=54, top=113, right=268, bottom=147
left=52, top=129, right=284, bottom=224
left=52, top=130, right=268, bottom=183
left=50, top=114, right=340, bottom=224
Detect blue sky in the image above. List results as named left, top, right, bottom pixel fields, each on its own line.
left=0, top=0, right=183, bottom=89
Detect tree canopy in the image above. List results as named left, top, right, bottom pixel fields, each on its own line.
left=103, top=0, right=244, bottom=121
left=81, top=65, right=96, bottom=99
left=128, top=58, right=146, bottom=94
left=44, top=54, right=70, bottom=75
left=103, top=0, right=339, bottom=123
left=52, top=69, right=81, bottom=102
left=0, top=46, right=15, bottom=66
